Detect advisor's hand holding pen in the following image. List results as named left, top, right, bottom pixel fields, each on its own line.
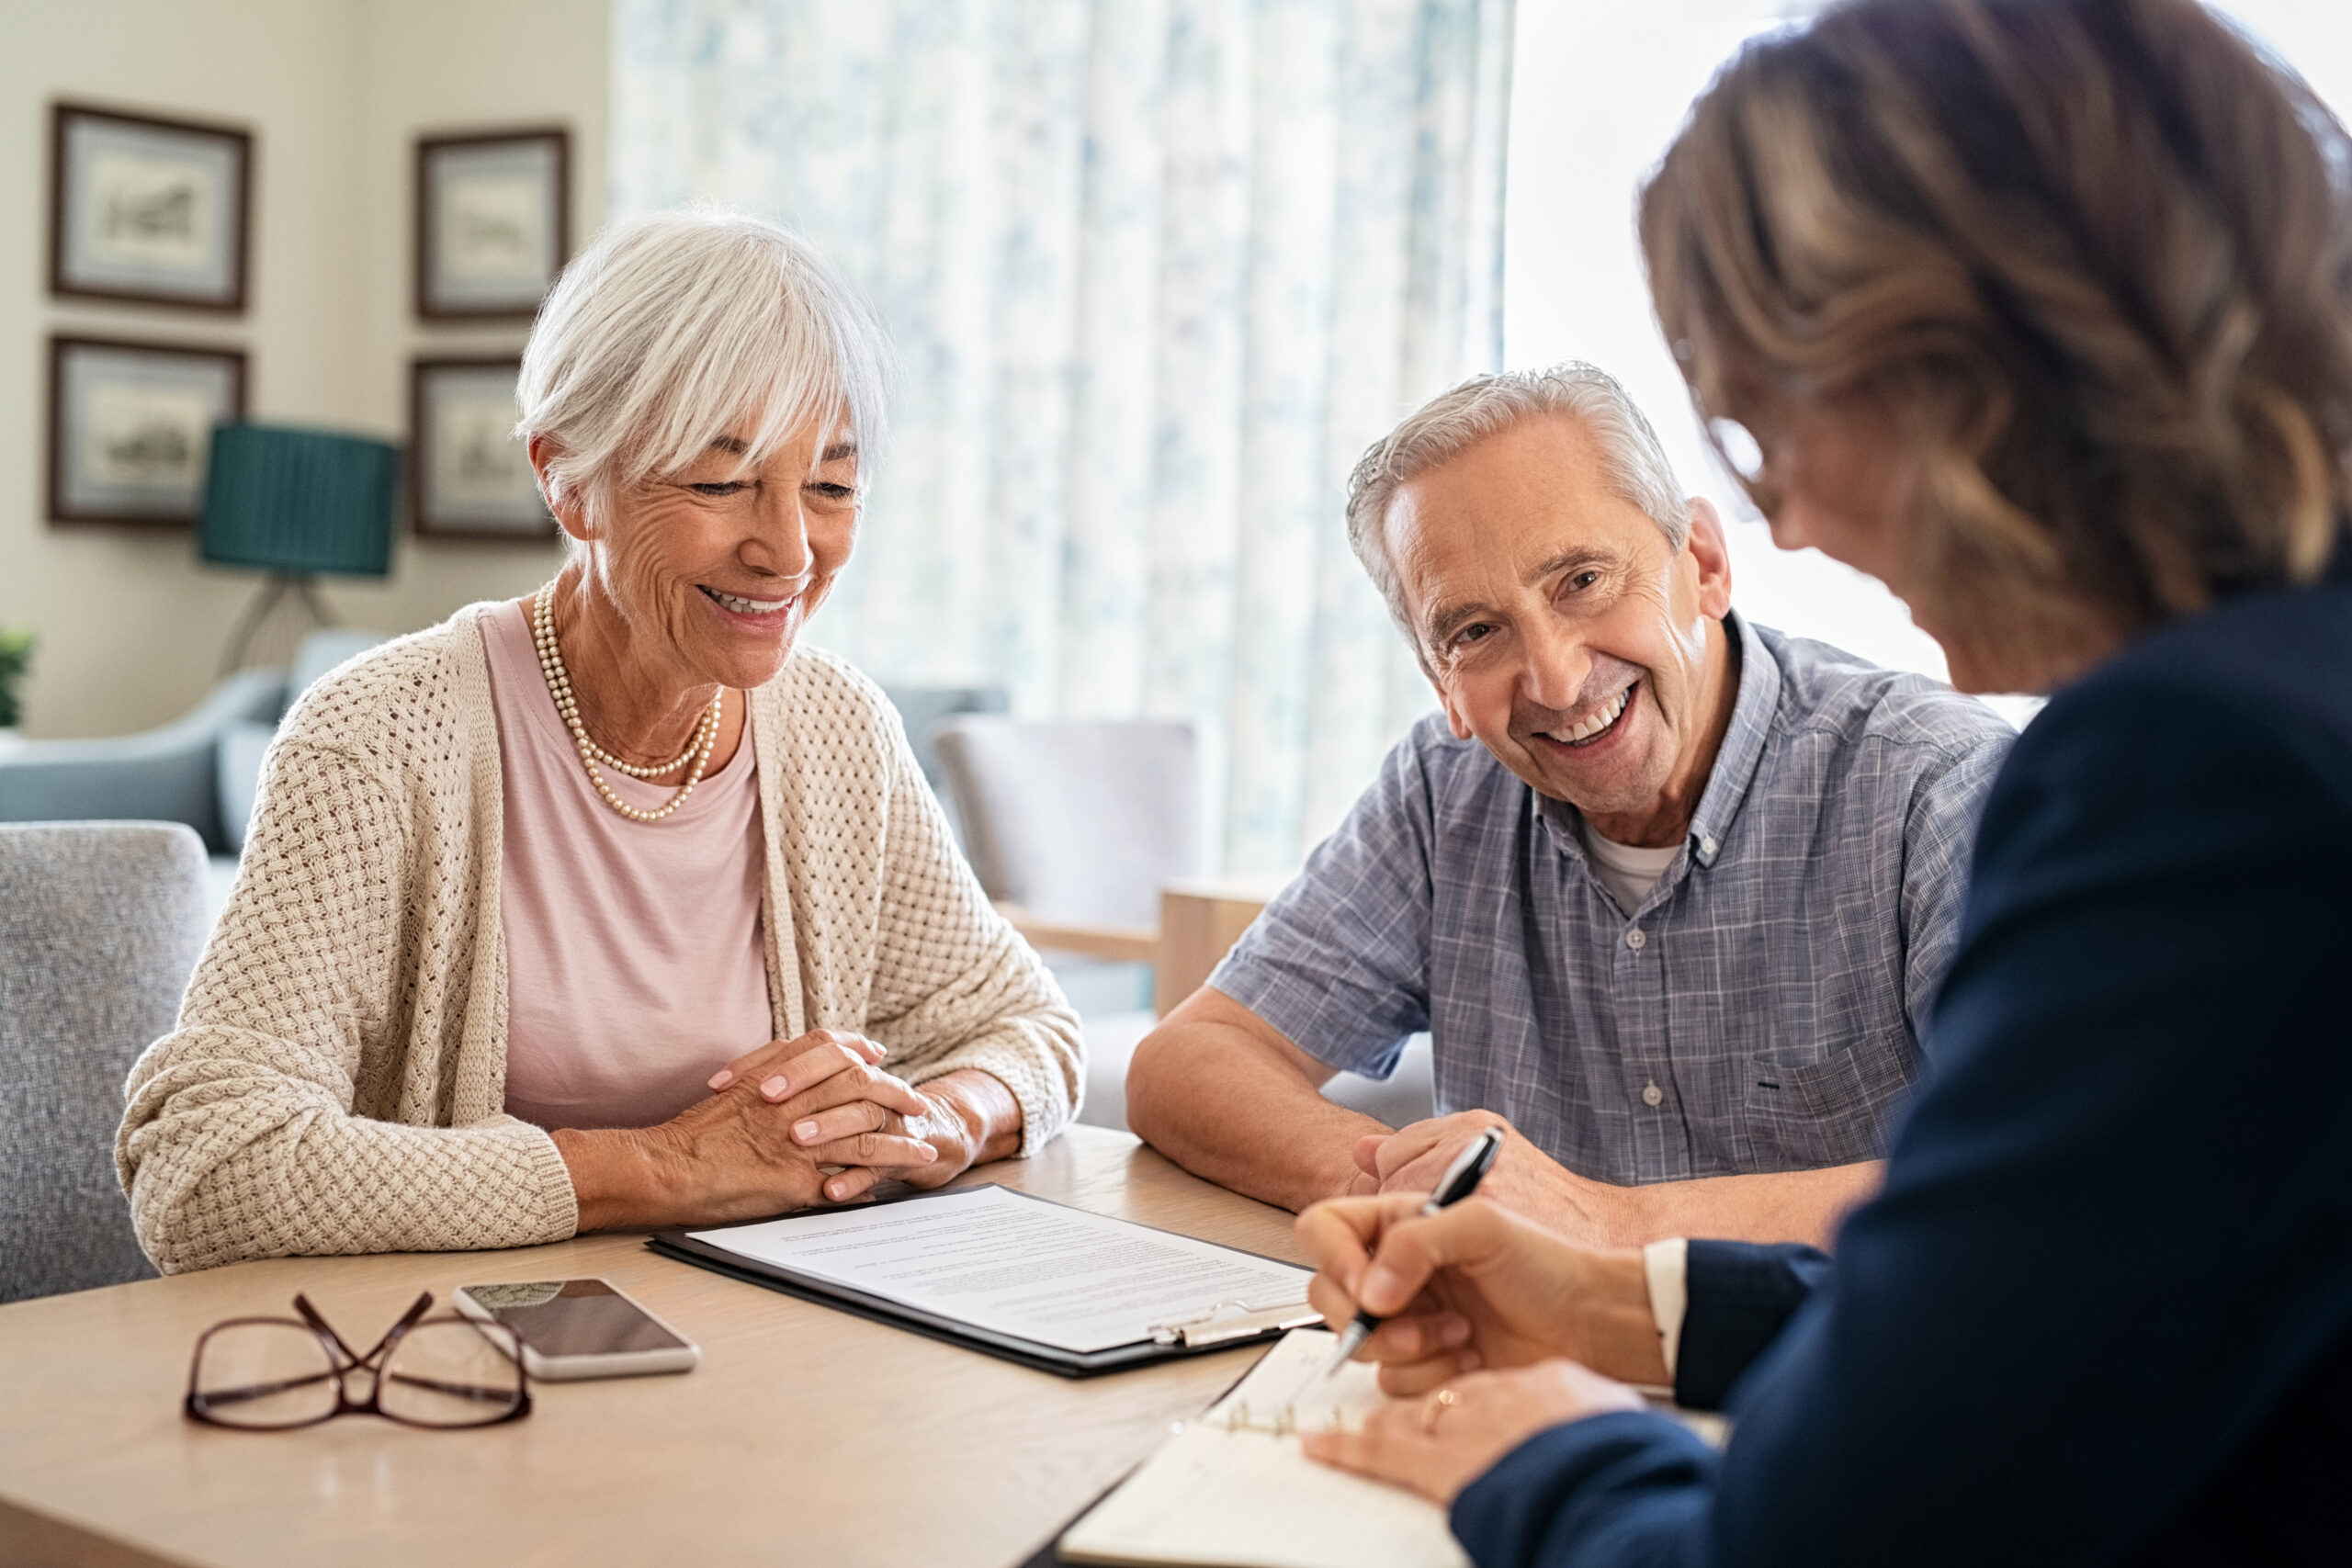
left=1317, top=1126, right=1507, bottom=1378
left=1292, top=1173, right=1658, bottom=1505
left=1293, top=1185, right=1671, bottom=1396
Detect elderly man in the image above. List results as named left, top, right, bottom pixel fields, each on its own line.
left=1126, top=363, right=2014, bottom=1248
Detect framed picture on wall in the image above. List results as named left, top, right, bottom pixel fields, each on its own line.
left=415, top=127, right=570, bottom=320
left=47, top=336, right=248, bottom=526
left=411, top=357, right=558, bottom=539
left=51, top=102, right=253, bottom=311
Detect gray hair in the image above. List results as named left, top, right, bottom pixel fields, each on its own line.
left=517, top=209, right=893, bottom=525
left=1344, top=362, right=1690, bottom=642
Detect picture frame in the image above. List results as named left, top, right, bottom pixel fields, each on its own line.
left=51, top=101, right=253, bottom=312
left=48, top=336, right=248, bottom=527
left=411, top=356, right=559, bottom=540
left=415, top=127, right=570, bottom=321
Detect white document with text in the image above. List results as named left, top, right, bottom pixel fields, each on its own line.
left=685, top=1186, right=1313, bottom=1354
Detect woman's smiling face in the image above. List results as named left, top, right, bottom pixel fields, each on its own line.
left=565, top=418, right=862, bottom=693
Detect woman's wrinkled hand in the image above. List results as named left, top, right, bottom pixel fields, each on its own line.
left=558, top=1030, right=929, bottom=1227
left=1295, top=1194, right=1669, bottom=1394
left=556, top=1033, right=1027, bottom=1229
left=706, top=1034, right=1014, bottom=1203
left=809, top=1082, right=986, bottom=1202
left=704, top=1030, right=943, bottom=1198
left=1300, top=1360, right=1645, bottom=1504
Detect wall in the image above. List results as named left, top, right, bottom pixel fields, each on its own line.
left=0, top=0, right=606, bottom=738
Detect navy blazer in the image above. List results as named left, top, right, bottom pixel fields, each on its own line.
left=1451, top=558, right=2352, bottom=1566
left=1671, top=1240, right=1831, bottom=1413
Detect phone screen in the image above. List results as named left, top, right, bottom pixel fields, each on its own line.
left=464, top=1280, right=687, bottom=1357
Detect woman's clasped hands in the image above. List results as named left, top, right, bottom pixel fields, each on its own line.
left=698, top=1028, right=995, bottom=1205
left=1293, top=1193, right=1662, bottom=1504
left=555, top=1028, right=998, bottom=1230
left=706, top=1028, right=993, bottom=1201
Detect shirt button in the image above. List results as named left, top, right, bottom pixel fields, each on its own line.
left=1625, top=928, right=1646, bottom=951
left=1701, top=835, right=1718, bottom=857
left=1642, top=1082, right=1664, bottom=1107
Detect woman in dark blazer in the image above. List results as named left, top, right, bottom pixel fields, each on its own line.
left=1294, top=1, right=2352, bottom=1562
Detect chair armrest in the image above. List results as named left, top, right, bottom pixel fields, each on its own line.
left=994, top=901, right=1160, bottom=964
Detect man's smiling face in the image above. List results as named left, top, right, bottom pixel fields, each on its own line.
left=1386, top=412, right=1737, bottom=846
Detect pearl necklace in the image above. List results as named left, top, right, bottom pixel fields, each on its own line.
left=531, top=588, right=723, bottom=823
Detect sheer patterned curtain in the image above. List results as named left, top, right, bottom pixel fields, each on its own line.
left=611, top=0, right=1512, bottom=874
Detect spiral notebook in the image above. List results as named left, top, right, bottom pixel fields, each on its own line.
left=1056, top=1328, right=1471, bottom=1568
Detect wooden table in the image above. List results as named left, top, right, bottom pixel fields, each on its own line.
left=0, top=1125, right=1306, bottom=1568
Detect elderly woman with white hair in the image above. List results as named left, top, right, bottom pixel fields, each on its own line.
left=117, top=211, right=1081, bottom=1271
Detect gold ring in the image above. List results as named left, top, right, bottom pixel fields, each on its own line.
left=1420, top=1387, right=1458, bottom=1433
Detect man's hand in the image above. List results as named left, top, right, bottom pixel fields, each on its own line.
left=1364, top=1113, right=1888, bottom=1249
left=1360, top=1111, right=1652, bottom=1248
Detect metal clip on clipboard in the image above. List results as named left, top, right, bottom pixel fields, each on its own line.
left=1148, top=1298, right=1322, bottom=1348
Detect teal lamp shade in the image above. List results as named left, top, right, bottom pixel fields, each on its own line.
left=199, top=424, right=399, bottom=577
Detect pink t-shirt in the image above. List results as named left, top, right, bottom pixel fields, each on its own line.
left=480, top=599, right=775, bottom=1130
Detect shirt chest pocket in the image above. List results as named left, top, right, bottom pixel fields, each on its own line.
left=1740, top=1040, right=1919, bottom=1170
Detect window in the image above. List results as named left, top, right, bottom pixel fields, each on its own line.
left=1503, top=0, right=2349, bottom=726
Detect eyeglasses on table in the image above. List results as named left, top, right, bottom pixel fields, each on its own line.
left=185, top=1290, right=531, bottom=1430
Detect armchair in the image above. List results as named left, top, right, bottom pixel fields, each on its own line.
left=1, top=821, right=209, bottom=1300
left=933, top=716, right=1202, bottom=1013
left=0, top=631, right=389, bottom=908
left=931, top=716, right=1436, bottom=1131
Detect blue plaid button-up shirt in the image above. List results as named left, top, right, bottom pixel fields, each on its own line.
left=1209, top=614, right=2015, bottom=1184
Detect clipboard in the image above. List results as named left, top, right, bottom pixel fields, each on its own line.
left=648, top=1184, right=1322, bottom=1378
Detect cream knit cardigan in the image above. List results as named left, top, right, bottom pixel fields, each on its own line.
left=117, top=606, right=1083, bottom=1274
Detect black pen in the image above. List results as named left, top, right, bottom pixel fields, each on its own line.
left=1319, top=1125, right=1507, bottom=1379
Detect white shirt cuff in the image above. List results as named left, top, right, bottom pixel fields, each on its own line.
left=1643, top=1236, right=1690, bottom=1381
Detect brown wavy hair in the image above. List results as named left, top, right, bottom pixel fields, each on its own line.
left=1641, top=0, right=2352, bottom=652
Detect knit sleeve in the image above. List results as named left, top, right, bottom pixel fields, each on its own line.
left=858, top=714, right=1084, bottom=1155
left=115, top=739, right=577, bottom=1273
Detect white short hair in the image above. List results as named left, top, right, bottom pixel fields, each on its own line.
left=517, top=209, right=892, bottom=523
left=1344, top=362, right=1690, bottom=642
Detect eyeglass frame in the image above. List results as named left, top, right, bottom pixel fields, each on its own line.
left=184, top=1289, right=533, bottom=1430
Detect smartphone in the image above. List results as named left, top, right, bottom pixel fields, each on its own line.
left=453, top=1279, right=700, bottom=1381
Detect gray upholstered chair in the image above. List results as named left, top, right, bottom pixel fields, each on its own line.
left=932, top=718, right=1198, bottom=1126
left=932, top=714, right=1436, bottom=1134
left=876, top=683, right=1009, bottom=849
left=0, top=821, right=209, bottom=1302
left=933, top=717, right=1205, bottom=936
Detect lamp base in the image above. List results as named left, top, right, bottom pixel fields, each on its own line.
left=220, top=573, right=338, bottom=675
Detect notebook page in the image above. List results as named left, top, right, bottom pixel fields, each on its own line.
left=685, top=1186, right=1311, bottom=1354
left=1059, top=1330, right=1471, bottom=1568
